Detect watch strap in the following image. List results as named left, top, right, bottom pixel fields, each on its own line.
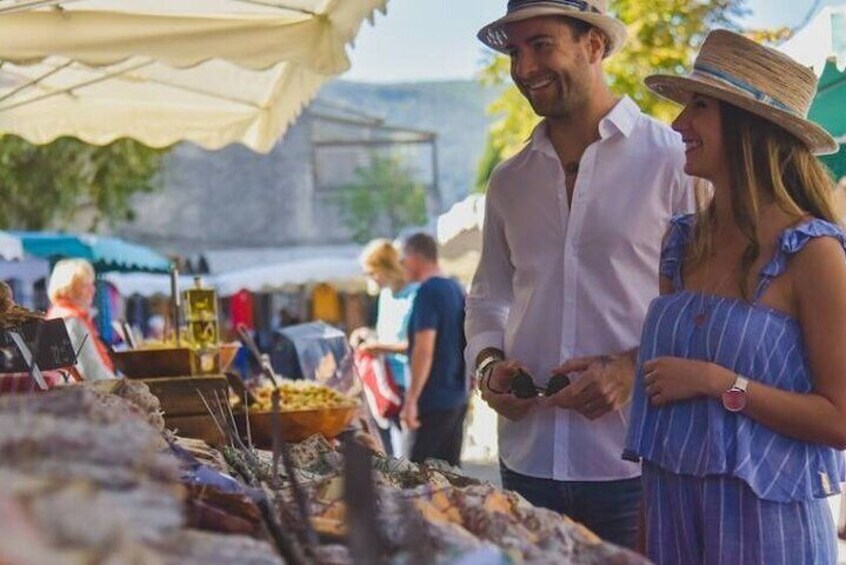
left=476, top=353, right=502, bottom=378
left=732, top=374, right=749, bottom=392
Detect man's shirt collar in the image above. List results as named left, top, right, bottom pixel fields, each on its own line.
left=528, top=95, right=641, bottom=158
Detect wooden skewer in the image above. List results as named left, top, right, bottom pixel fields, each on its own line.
left=271, top=389, right=319, bottom=555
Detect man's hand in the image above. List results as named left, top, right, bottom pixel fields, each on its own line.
left=400, top=397, right=421, bottom=430
left=480, top=360, right=539, bottom=422
left=542, top=353, right=635, bottom=420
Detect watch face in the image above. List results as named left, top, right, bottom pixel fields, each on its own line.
left=722, top=389, right=747, bottom=412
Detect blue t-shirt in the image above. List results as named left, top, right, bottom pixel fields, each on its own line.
left=407, top=276, right=468, bottom=412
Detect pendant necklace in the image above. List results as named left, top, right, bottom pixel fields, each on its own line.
left=693, top=262, right=736, bottom=327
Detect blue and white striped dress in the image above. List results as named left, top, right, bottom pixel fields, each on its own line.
left=624, top=214, right=846, bottom=564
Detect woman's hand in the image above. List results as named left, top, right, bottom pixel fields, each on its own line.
left=360, top=342, right=385, bottom=355
left=642, top=357, right=733, bottom=406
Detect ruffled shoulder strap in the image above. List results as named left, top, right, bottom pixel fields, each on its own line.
left=660, top=214, right=696, bottom=292
left=755, top=218, right=846, bottom=302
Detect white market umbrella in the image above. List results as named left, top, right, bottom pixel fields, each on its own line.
left=213, top=256, right=365, bottom=296
left=436, top=194, right=485, bottom=286
left=105, top=252, right=366, bottom=297
left=0, top=0, right=388, bottom=152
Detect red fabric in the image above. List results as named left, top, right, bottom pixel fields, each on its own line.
left=0, top=371, right=66, bottom=394
left=230, top=289, right=254, bottom=330
left=354, top=349, right=402, bottom=420
left=47, top=299, right=115, bottom=373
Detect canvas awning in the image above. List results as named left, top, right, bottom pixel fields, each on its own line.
left=0, top=0, right=388, bottom=152
left=106, top=245, right=366, bottom=296
left=11, top=232, right=172, bottom=273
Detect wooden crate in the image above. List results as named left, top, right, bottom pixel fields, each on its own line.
left=142, top=375, right=228, bottom=415
left=164, top=413, right=227, bottom=446
left=113, top=348, right=220, bottom=378
left=141, top=374, right=229, bottom=445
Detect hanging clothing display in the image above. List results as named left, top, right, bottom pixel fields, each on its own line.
left=311, top=283, right=341, bottom=324
left=230, top=289, right=254, bottom=330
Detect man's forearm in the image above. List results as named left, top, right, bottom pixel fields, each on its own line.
left=408, top=346, right=434, bottom=402
left=619, top=347, right=638, bottom=370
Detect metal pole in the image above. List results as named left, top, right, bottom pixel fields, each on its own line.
left=170, top=265, right=181, bottom=346
left=430, top=135, right=443, bottom=214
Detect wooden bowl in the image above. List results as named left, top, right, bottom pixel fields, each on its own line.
left=235, top=405, right=358, bottom=446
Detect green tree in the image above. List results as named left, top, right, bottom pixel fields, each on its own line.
left=335, top=154, right=428, bottom=243
left=0, top=136, right=166, bottom=231
left=475, top=0, right=782, bottom=192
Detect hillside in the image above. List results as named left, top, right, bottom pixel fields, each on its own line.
left=319, top=79, right=502, bottom=208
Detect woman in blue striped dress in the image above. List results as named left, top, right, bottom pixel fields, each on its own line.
left=623, top=30, right=846, bottom=564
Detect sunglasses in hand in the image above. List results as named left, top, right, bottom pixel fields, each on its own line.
left=487, top=369, right=571, bottom=399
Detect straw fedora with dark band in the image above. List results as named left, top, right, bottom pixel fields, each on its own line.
left=477, top=0, right=628, bottom=57
left=646, top=29, right=838, bottom=156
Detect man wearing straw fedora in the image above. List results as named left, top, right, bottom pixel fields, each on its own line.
left=466, top=0, right=694, bottom=548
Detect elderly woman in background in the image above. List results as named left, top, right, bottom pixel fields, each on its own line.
left=47, top=259, right=116, bottom=381
left=356, top=239, right=419, bottom=457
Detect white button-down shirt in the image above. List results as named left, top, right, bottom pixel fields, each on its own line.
left=466, top=96, right=694, bottom=481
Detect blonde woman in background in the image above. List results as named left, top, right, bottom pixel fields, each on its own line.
left=356, top=239, right=419, bottom=457
left=47, top=259, right=116, bottom=381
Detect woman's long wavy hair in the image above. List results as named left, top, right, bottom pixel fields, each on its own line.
left=686, top=101, right=838, bottom=300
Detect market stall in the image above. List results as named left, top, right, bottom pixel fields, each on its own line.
left=106, top=247, right=371, bottom=336
left=0, top=378, right=649, bottom=564
left=1, top=268, right=650, bottom=563
left=7, top=231, right=174, bottom=340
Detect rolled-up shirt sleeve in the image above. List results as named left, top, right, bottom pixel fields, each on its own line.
left=464, top=182, right=514, bottom=372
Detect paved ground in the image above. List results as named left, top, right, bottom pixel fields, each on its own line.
left=462, top=461, right=501, bottom=487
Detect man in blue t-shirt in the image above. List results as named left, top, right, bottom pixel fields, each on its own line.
left=399, top=232, right=468, bottom=467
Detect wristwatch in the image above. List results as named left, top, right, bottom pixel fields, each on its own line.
left=721, top=374, right=749, bottom=412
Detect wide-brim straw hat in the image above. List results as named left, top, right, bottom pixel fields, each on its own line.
left=646, top=29, right=838, bottom=156
left=478, top=0, right=628, bottom=58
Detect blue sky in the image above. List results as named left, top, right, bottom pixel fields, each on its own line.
left=343, top=0, right=846, bottom=83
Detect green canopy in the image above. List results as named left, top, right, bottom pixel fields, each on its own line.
left=10, top=232, right=171, bottom=274
left=811, top=60, right=846, bottom=181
